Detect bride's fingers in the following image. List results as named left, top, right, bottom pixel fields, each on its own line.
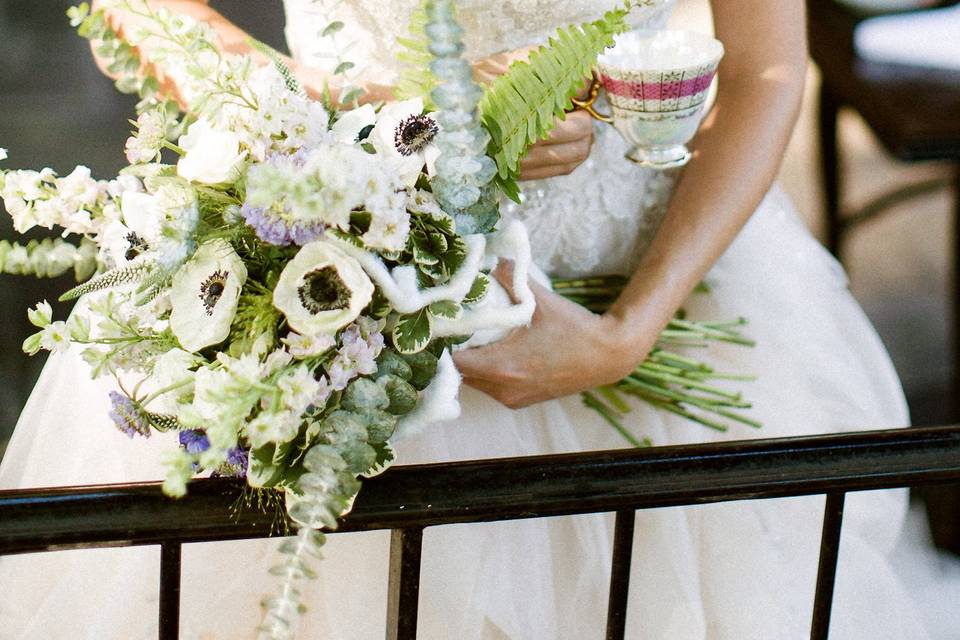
left=522, top=138, right=591, bottom=165
left=519, top=161, right=585, bottom=181
left=538, top=111, right=595, bottom=145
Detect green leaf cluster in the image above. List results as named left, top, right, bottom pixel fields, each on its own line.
left=389, top=211, right=468, bottom=354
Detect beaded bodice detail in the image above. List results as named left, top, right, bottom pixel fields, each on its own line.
left=283, top=0, right=678, bottom=277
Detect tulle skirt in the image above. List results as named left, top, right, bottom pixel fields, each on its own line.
left=0, top=187, right=938, bottom=639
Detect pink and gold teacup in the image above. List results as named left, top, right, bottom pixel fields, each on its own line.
left=595, top=29, right=724, bottom=168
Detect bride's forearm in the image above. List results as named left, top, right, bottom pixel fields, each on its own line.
left=606, top=0, right=807, bottom=360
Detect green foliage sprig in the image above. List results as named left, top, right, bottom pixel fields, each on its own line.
left=394, top=1, right=438, bottom=108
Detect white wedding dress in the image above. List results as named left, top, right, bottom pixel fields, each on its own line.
left=0, top=1, right=945, bottom=638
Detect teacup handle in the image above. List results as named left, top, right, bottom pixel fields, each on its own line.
left=570, top=73, right=613, bottom=124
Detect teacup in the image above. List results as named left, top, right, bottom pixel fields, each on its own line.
left=596, top=29, right=724, bottom=168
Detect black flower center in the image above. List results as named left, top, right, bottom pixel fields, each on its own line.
left=298, top=266, right=351, bottom=314
left=198, top=270, right=229, bottom=315
left=394, top=114, right=438, bottom=157
left=124, top=232, right=148, bottom=262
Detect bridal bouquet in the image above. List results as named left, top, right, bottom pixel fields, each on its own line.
left=0, top=0, right=756, bottom=636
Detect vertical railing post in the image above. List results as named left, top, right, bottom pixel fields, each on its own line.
left=159, top=541, right=182, bottom=640
left=386, top=527, right=424, bottom=640
left=605, top=509, right=636, bottom=640
left=810, top=491, right=846, bottom=640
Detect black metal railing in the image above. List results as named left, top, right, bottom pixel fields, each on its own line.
left=3, top=424, right=960, bottom=639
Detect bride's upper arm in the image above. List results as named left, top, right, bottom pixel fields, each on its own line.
left=709, top=0, right=807, bottom=98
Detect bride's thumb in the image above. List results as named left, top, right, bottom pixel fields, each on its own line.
left=491, top=260, right=519, bottom=303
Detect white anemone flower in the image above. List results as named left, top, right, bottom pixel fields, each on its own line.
left=273, top=241, right=374, bottom=336
left=370, top=97, right=441, bottom=187
left=169, top=239, right=247, bottom=352
left=331, top=104, right=377, bottom=145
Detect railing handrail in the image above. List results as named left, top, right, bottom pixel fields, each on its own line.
left=3, top=424, right=960, bottom=555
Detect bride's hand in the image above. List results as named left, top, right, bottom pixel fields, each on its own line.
left=452, top=265, right=651, bottom=409
left=474, top=48, right=595, bottom=182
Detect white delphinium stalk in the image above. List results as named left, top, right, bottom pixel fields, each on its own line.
left=0, top=165, right=111, bottom=235
left=0, top=238, right=96, bottom=280
left=143, top=348, right=201, bottom=415
left=21, top=301, right=72, bottom=355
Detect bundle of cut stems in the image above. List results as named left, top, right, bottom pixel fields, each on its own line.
left=552, top=275, right=761, bottom=447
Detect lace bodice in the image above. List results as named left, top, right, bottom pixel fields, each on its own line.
left=283, top=0, right=679, bottom=277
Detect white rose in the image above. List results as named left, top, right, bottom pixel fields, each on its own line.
left=176, top=119, right=247, bottom=185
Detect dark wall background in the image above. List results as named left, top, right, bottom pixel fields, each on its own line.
left=0, top=1, right=286, bottom=457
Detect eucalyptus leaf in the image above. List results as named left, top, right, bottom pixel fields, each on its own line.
left=376, top=374, right=419, bottom=416
left=248, top=445, right=285, bottom=488
left=376, top=349, right=414, bottom=381
left=401, top=350, right=439, bottom=390
left=355, top=409, right=398, bottom=443
left=341, top=378, right=390, bottom=412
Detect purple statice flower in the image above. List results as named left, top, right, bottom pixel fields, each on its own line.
left=108, top=391, right=151, bottom=439
left=227, top=447, right=248, bottom=473
left=240, top=202, right=325, bottom=247
left=178, top=429, right=211, bottom=455
left=241, top=150, right=325, bottom=246
left=211, top=447, right=249, bottom=479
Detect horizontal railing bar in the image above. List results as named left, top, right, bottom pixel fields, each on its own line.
left=2, top=425, right=960, bottom=555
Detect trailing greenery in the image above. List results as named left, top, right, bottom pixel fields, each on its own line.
left=394, top=0, right=437, bottom=108
left=479, top=2, right=642, bottom=200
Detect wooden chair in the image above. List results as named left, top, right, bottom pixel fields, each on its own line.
left=807, top=0, right=960, bottom=553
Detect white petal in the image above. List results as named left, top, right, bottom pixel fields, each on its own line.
left=169, top=239, right=247, bottom=352
left=331, top=104, right=377, bottom=145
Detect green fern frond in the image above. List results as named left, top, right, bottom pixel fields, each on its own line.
left=479, top=6, right=633, bottom=197
left=59, top=260, right=155, bottom=302
left=247, top=37, right=307, bottom=98
left=394, top=0, right=437, bottom=108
